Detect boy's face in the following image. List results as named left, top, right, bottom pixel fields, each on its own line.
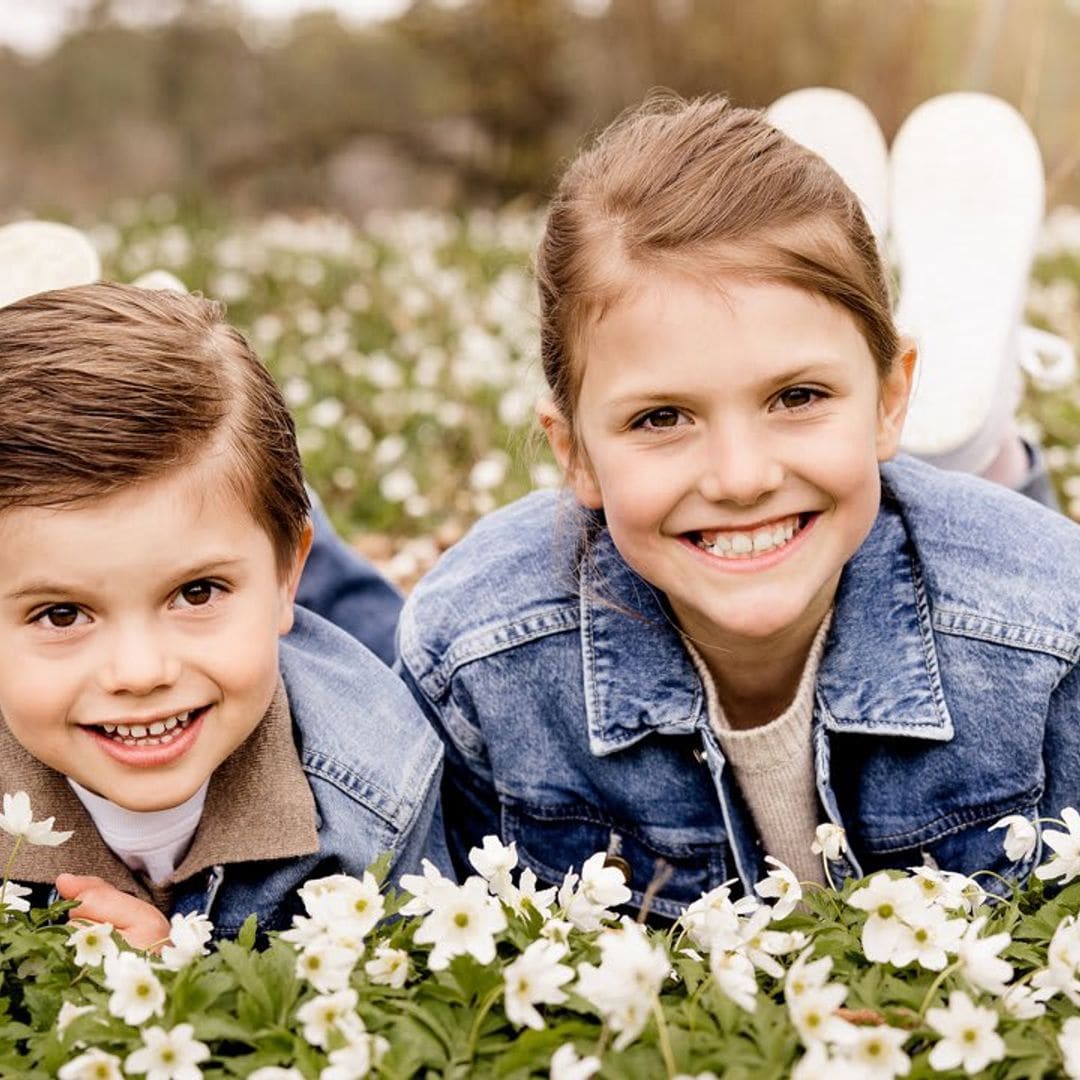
left=0, top=454, right=308, bottom=812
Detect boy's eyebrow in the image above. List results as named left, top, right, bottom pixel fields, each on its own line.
left=3, top=558, right=248, bottom=602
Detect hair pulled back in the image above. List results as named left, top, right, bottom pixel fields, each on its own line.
left=537, top=93, right=899, bottom=441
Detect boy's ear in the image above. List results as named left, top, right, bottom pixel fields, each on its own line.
left=876, top=339, right=918, bottom=461
left=277, top=519, right=315, bottom=636
left=537, top=398, right=604, bottom=510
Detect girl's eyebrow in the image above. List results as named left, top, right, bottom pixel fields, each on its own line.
left=4, top=579, right=78, bottom=602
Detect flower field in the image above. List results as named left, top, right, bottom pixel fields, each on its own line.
left=86, top=198, right=1080, bottom=586
left=9, top=789, right=1080, bottom=1078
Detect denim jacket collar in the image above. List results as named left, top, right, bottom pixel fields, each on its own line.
left=579, top=483, right=954, bottom=756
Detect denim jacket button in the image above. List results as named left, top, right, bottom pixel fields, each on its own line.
left=603, top=854, right=632, bottom=884
left=692, top=748, right=706, bottom=765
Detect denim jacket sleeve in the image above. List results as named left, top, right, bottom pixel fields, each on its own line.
left=1039, top=660, right=1080, bottom=826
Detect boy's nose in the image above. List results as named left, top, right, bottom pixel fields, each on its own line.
left=695, top=424, right=784, bottom=506
left=99, top=627, right=181, bottom=696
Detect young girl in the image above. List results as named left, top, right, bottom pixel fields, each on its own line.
left=397, top=95, right=1080, bottom=919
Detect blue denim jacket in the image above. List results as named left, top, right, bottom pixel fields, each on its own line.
left=398, top=455, right=1080, bottom=918
left=168, top=605, right=447, bottom=936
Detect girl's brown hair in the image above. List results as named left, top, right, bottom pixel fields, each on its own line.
left=537, top=93, right=899, bottom=447
left=0, top=283, right=309, bottom=574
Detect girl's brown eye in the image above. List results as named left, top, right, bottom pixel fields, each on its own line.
left=777, top=387, right=821, bottom=410
left=180, top=581, right=214, bottom=606
left=641, top=407, right=681, bottom=428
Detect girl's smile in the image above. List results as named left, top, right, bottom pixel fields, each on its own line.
left=550, top=271, right=914, bottom=682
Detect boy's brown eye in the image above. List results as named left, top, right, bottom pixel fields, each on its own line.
left=43, top=606, right=79, bottom=628
left=180, top=582, right=214, bottom=606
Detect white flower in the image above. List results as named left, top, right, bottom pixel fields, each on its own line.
left=1060, top=1016, right=1080, bottom=1079
left=754, top=857, right=802, bottom=920
left=558, top=853, right=632, bottom=932
left=124, top=1023, right=210, bottom=1080
left=295, top=942, right=358, bottom=994
left=398, top=858, right=458, bottom=917
left=540, top=917, right=575, bottom=945
left=297, top=873, right=385, bottom=939
left=549, top=1043, right=601, bottom=1080
left=709, top=948, right=759, bottom=1013
left=1032, top=915, right=1080, bottom=1003
left=0, top=790, right=73, bottom=846
left=955, top=916, right=1013, bottom=996
left=785, top=948, right=834, bottom=1001
left=57, top=1048, right=123, bottom=1080
left=501, top=866, right=558, bottom=917
left=847, top=874, right=922, bottom=964
left=887, top=906, right=965, bottom=972
left=296, top=988, right=358, bottom=1049
left=1000, top=981, right=1053, bottom=1019
left=248, top=1070, right=305, bottom=1080
left=103, top=952, right=165, bottom=1026
left=68, top=921, right=120, bottom=968
left=734, top=906, right=806, bottom=978
left=788, top=982, right=852, bottom=1046
left=320, top=1024, right=389, bottom=1080
left=989, top=814, right=1039, bottom=861
left=468, top=835, right=517, bottom=896
left=575, top=923, right=670, bottom=1050
left=843, top=1025, right=911, bottom=1079
left=908, top=866, right=980, bottom=912
left=926, top=990, right=1006, bottom=1074
left=57, top=1000, right=97, bottom=1036
left=679, top=881, right=755, bottom=951
left=811, top=823, right=847, bottom=862
left=503, top=939, right=574, bottom=1030
left=159, top=912, right=213, bottom=971
left=0, top=880, right=32, bottom=913
left=1036, top=807, right=1080, bottom=884
left=364, top=946, right=409, bottom=988
left=413, top=876, right=507, bottom=970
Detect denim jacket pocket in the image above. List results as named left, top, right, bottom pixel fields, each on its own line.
left=854, top=793, right=1043, bottom=889
left=503, top=800, right=730, bottom=921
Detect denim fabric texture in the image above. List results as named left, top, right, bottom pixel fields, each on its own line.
left=398, top=454, right=1080, bottom=919
left=297, top=497, right=404, bottom=667
left=167, top=605, right=448, bottom=937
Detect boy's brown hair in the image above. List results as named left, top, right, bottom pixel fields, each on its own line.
left=537, top=93, right=900, bottom=452
left=0, top=283, right=309, bottom=573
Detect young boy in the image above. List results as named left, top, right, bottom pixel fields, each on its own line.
left=0, top=283, right=447, bottom=944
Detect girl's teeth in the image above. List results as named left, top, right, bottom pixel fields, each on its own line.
left=697, top=517, right=801, bottom=559
left=164, top=717, right=178, bottom=731
left=148, top=721, right=166, bottom=735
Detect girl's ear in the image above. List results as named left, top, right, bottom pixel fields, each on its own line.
left=277, top=519, right=315, bottom=636
left=876, top=339, right=918, bottom=461
left=537, top=398, right=604, bottom=510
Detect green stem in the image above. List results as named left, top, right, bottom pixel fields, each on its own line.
left=652, top=997, right=677, bottom=1079
left=464, top=985, right=502, bottom=1065
left=1, top=836, right=24, bottom=908
left=918, top=960, right=960, bottom=1019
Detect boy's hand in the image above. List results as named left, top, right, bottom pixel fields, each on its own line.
left=56, top=873, right=170, bottom=951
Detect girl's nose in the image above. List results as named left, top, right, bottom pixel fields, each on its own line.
left=695, top=424, right=785, bottom=506
left=98, top=625, right=181, bottom=696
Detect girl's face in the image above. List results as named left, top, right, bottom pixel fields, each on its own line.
left=547, top=272, right=915, bottom=654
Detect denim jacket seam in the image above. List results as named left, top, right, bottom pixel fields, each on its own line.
left=910, top=556, right=952, bottom=727
left=408, top=606, right=580, bottom=699
left=860, top=785, right=1043, bottom=851
left=301, top=750, right=417, bottom=832
left=931, top=606, right=1080, bottom=661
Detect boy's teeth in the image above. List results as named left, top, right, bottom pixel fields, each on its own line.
left=102, top=711, right=197, bottom=742
left=697, top=516, right=801, bottom=559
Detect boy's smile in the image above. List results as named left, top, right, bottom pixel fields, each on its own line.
left=0, top=453, right=304, bottom=812
left=557, top=272, right=913, bottom=679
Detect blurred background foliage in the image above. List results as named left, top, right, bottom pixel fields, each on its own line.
left=4, top=0, right=1080, bottom=217
left=3, top=0, right=1080, bottom=579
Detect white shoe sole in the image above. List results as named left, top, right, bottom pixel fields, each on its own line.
left=767, top=87, right=890, bottom=245
left=891, top=93, right=1044, bottom=470
left=0, top=220, right=101, bottom=308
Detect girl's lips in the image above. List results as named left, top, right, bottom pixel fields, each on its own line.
left=84, top=708, right=207, bottom=768
left=679, top=511, right=820, bottom=572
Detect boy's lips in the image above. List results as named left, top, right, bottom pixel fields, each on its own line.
left=83, top=705, right=209, bottom=768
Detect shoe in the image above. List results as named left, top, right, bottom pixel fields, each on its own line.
left=0, top=220, right=100, bottom=308
left=766, top=87, right=890, bottom=245
left=890, top=92, right=1044, bottom=472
